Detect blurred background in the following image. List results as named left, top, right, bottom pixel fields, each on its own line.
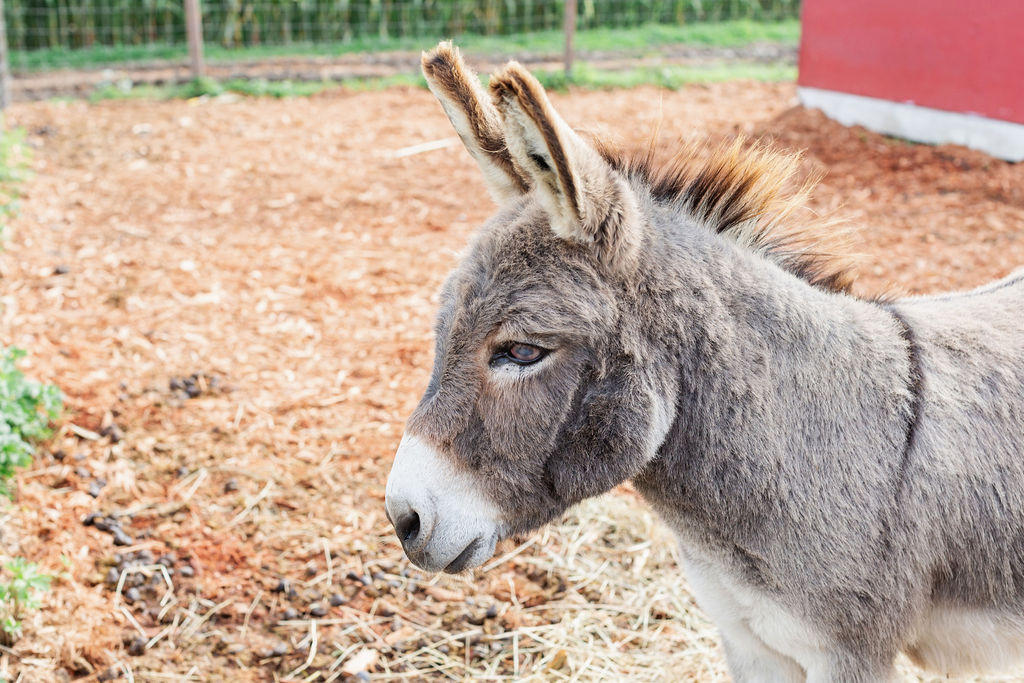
left=0, top=0, right=801, bottom=100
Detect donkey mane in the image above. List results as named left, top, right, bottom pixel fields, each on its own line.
left=595, top=136, right=858, bottom=294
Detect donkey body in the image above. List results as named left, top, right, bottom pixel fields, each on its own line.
left=385, top=43, right=1024, bottom=681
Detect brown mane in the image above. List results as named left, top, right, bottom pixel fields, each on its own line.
left=595, top=136, right=857, bottom=294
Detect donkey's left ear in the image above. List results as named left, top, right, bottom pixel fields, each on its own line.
left=490, top=62, right=641, bottom=270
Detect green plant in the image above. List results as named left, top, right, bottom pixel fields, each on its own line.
left=0, top=556, right=52, bottom=641
left=0, top=347, right=61, bottom=497
left=0, top=127, right=28, bottom=242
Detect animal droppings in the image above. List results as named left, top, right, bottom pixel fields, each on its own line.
left=128, top=636, right=146, bottom=656
left=112, top=528, right=133, bottom=546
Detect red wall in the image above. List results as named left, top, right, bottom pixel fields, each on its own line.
left=798, top=0, right=1024, bottom=125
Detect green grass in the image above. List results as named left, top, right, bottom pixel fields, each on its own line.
left=535, top=61, right=796, bottom=91
left=13, top=19, right=799, bottom=72
left=85, top=59, right=794, bottom=103
left=0, top=128, right=28, bottom=241
left=88, top=76, right=347, bottom=102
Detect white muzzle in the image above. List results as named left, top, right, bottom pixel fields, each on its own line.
left=385, top=434, right=502, bottom=573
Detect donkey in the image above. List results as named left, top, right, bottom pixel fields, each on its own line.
left=384, top=42, right=1024, bottom=682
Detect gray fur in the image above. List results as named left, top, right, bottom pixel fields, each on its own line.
left=386, top=46, right=1024, bottom=682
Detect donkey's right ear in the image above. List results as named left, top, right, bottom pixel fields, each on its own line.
left=421, top=42, right=529, bottom=203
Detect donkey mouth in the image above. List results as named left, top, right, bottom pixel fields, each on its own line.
left=443, top=538, right=482, bottom=573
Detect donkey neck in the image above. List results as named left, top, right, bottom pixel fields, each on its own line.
left=629, top=221, right=914, bottom=557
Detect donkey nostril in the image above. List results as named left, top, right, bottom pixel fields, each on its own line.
left=395, top=511, right=421, bottom=546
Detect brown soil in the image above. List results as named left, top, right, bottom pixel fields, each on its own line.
left=1, top=81, right=1022, bottom=681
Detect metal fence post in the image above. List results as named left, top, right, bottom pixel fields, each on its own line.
left=185, top=0, right=205, bottom=80
left=0, top=0, right=11, bottom=109
left=563, top=0, right=577, bottom=80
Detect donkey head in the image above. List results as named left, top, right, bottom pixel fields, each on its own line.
left=385, top=43, right=675, bottom=573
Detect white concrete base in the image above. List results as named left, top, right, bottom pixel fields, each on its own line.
left=798, top=87, right=1024, bottom=162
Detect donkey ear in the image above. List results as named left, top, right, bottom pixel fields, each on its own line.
left=421, top=42, right=529, bottom=203
left=489, top=62, right=640, bottom=270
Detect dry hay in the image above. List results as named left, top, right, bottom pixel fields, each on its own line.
left=0, top=81, right=1023, bottom=681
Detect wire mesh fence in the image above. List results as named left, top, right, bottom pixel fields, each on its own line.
left=4, top=0, right=801, bottom=72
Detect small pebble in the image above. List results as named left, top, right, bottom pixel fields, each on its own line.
left=157, top=553, right=176, bottom=567
left=124, top=587, right=140, bottom=603
left=305, top=562, right=317, bottom=577
left=105, top=568, right=120, bottom=585
left=54, top=265, right=70, bottom=275
left=328, top=593, right=346, bottom=607
left=223, top=478, right=239, bottom=493
left=75, top=467, right=91, bottom=479
left=486, top=605, right=499, bottom=619
left=106, top=425, right=124, bottom=443
left=272, top=578, right=291, bottom=593
left=176, top=466, right=190, bottom=478
left=82, top=512, right=101, bottom=526
left=356, top=673, right=371, bottom=682
left=177, top=565, right=195, bottom=578
left=372, top=571, right=387, bottom=582
left=112, top=528, right=133, bottom=546
left=52, top=449, right=66, bottom=461
left=269, top=642, right=288, bottom=657
left=97, top=669, right=121, bottom=682
left=88, top=479, right=106, bottom=498
left=281, top=607, right=298, bottom=620
left=309, top=603, right=327, bottom=617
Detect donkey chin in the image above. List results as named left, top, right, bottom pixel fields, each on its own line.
left=385, top=435, right=503, bottom=574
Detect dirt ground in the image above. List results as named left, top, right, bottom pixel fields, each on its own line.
left=1, top=80, right=1023, bottom=682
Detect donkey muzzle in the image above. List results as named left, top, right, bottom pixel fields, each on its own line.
left=385, top=434, right=501, bottom=573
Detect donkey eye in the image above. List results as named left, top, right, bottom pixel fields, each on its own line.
left=491, top=342, right=548, bottom=368
left=509, top=343, right=543, bottom=363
